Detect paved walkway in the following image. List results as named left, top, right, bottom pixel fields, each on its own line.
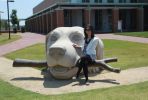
left=0, top=33, right=148, bottom=95
left=97, top=34, right=148, bottom=44
left=0, top=57, right=148, bottom=95
left=0, top=33, right=147, bottom=57
left=0, top=33, right=45, bottom=56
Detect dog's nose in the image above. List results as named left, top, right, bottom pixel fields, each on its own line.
left=49, top=47, right=66, bottom=59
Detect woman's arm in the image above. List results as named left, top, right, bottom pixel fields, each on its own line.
left=73, top=44, right=84, bottom=57
left=73, top=44, right=82, bottom=48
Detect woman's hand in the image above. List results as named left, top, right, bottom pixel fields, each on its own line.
left=73, top=44, right=80, bottom=48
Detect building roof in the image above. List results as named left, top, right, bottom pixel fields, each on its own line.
left=27, top=2, right=148, bottom=20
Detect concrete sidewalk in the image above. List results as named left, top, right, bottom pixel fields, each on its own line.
left=0, top=33, right=45, bottom=56
left=0, top=33, right=148, bottom=95
left=0, top=33, right=147, bottom=57
left=97, top=34, right=148, bottom=44
left=0, top=57, right=148, bottom=95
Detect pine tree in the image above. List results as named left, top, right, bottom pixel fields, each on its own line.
left=10, top=9, right=19, bottom=33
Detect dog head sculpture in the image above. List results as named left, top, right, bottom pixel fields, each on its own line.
left=46, top=27, right=85, bottom=79
left=13, top=26, right=120, bottom=80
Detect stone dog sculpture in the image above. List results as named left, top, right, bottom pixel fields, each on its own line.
left=13, top=27, right=120, bottom=79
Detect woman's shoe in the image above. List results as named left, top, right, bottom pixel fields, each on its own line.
left=85, top=77, right=88, bottom=83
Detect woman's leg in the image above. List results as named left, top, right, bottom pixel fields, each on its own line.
left=82, top=61, right=88, bottom=82
left=81, top=55, right=92, bottom=82
left=76, top=63, right=83, bottom=78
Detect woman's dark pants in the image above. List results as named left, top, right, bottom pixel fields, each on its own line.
left=76, top=55, right=93, bottom=81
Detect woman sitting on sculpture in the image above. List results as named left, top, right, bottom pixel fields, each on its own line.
left=73, top=24, right=99, bottom=83
left=73, top=24, right=120, bottom=83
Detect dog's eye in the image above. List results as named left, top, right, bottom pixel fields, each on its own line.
left=50, top=35, right=58, bottom=41
left=49, top=33, right=60, bottom=42
left=71, top=35, right=82, bottom=41
left=69, top=33, right=83, bottom=45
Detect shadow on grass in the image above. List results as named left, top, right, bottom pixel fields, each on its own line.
left=72, top=78, right=120, bottom=86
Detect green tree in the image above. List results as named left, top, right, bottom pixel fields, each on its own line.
left=10, top=9, right=19, bottom=33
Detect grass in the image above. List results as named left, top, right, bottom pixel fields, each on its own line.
left=0, top=79, right=148, bottom=100
left=116, top=31, right=148, bottom=38
left=2, top=39, right=148, bottom=100
left=103, top=39, right=148, bottom=69
left=5, top=39, right=148, bottom=70
left=5, top=43, right=46, bottom=60
left=0, top=33, right=21, bottom=46
left=4, top=43, right=46, bottom=70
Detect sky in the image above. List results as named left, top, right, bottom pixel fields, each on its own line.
left=0, top=0, right=43, bottom=25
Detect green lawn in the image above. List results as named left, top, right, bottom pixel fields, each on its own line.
left=0, top=33, right=21, bottom=46
left=2, top=39, right=148, bottom=100
left=103, top=39, right=148, bottom=69
left=0, top=79, right=148, bottom=100
left=116, top=31, right=148, bottom=38
left=5, top=39, right=148, bottom=70
left=5, top=43, right=46, bottom=60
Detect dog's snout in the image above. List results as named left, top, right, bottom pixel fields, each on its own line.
left=49, top=47, right=66, bottom=59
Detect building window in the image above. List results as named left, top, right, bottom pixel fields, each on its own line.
left=95, top=10, right=102, bottom=30
left=131, top=0, right=138, bottom=3
left=108, top=0, right=114, bottom=3
left=82, top=0, right=89, bottom=3
left=64, top=10, right=72, bottom=27
left=119, top=0, right=126, bottom=3
left=95, top=0, right=102, bottom=3
left=95, top=0, right=98, bottom=3
left=71, top=0, right=82, bottom=3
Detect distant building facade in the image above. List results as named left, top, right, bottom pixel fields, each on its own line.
left=26, top=0, right=148, bottom=34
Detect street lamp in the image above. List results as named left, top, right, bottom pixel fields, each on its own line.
left=7, top=0, right=14, bottom=39
left=0, top=11, right=4, bottom=35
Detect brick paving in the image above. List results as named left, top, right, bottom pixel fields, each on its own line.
left=97, top=34, right=148, bottom=44
left=0, top=33, right=147, bottom=57
left=0, top=33, right=45, bottom=56
left=0, top=32, right=148, bottom=95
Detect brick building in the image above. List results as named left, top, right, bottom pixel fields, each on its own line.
left=26, top=0, right=148, bottom=34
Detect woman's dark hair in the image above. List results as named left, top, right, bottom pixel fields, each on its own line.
left=84, top=24, right=94, bottom=40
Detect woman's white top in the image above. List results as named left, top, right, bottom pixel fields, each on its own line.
left=84, top=36, right=104, bottom=60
